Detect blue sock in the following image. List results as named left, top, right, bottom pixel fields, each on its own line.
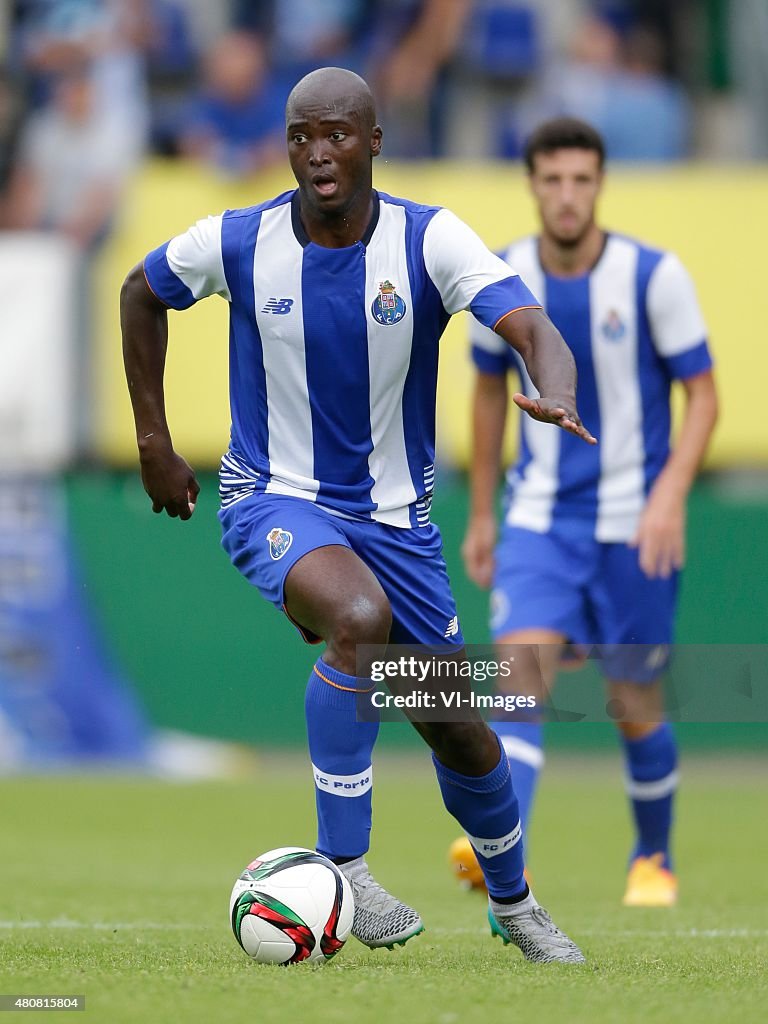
left=433, top=737, right=526, bottom=899
left=490, top=720, right=543, bottom=834
left=622, top=722, right=678, bottom=868
left=305, top=659, right=379, bottom=861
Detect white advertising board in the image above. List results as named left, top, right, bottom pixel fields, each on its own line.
left=0, top=233, right=78, bottom=470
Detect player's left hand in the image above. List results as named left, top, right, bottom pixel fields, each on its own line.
left=629, top=482, right=686, bottom=578
left=513, top=393, right=597, bottom=444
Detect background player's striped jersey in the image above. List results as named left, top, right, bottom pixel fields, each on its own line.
left=144, top=190, right=538, bottom=529
left=471, top=234, right=713, bottom=541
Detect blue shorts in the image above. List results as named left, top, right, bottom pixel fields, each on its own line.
left=490, top=523, right=679, bottom=683
left=219, top=493, right=464, bottom=648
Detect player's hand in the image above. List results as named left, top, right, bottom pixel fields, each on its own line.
left=139, top=443, right=199, bottom=521
left=629, top=480, right=686, bottom=578
left=462, top=514, right=497, bottom=589
left=513, top=393, right=597, bottom=445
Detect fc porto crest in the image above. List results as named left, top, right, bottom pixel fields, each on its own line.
left=602, top=309, right=626, bottom=342
left=266, top=527, right=293, bottom=561
left=371, top=279, right=406, bottom=325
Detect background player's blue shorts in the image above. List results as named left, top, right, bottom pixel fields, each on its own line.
left=219, top=493, right=464, bottom=648
left=490, top=522, right=679, bottom=683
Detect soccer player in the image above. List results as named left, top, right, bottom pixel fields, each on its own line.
left=121, top=69, right=595, bottom=962
left=454, top=117, right=718, bottom=906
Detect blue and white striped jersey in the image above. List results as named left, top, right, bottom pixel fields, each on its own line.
left=144, top=189, right=539, bottom=528
left=470, top=233, right=713, bottom=541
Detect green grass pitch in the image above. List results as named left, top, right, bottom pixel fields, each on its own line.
left=1, top=754, right=766, bottom=1024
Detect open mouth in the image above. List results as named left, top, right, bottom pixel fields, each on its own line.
left=311, top=175, right=338, bottom=197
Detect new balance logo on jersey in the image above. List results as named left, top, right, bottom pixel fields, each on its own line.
left=262, top=297, right=294, bottom=315
left=444, top=615, right=459, bottom=638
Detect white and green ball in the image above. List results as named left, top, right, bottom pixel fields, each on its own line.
left=230, top=847, right=354, bottom=965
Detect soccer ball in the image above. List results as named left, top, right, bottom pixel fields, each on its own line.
left=230, top=847, right=354, bottom=965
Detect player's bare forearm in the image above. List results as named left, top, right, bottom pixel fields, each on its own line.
left=495, top=307, right=596, bottom=443
left=656, top=370, right=719, bottom=498
left=463, top=371, right=508, bottom=588
left=121, top=262, right=172, bottom=451
left=632, top=370, right=718, bottom=576
left=497, top=307, right=575, bottom=403
left=469, top=372, right=508, bottom=518
left=120, top=262, right=200, bottom=519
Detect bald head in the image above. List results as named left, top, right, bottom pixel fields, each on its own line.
left=286, top=66, right=382, bottom=227
left=286, top=67, right=376, bottom=130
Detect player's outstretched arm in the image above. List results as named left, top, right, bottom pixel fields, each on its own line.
left=496, top=307, right=596, bottom=445
left=120, top=262, right=199, bottom=520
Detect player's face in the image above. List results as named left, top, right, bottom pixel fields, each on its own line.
left=528, top=149, right=603, bottom=245
left=287, top=99, right=382, bottom=218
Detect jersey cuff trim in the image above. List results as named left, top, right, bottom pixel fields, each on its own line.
left=470, top=275, right=542, bottom=329
left=143, top=242, right=197, bottom=310
left=142, top=265, right=171, bottom=308
left=661, top=340, right=713, bottom=380
left=493, top=305, right=543, bottom=332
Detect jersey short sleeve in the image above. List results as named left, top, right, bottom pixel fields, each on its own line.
left=422, top=209, right=541, bottom=327
left=646, top=252, right=712, bottom=380
left=143, top=214, right=231, bottom=310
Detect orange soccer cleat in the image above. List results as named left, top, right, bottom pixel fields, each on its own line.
left=622, top=853, right=678, bottom=907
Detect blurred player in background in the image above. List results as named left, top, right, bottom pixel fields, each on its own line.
left=453, top=117, right=718, bottom=906
left=121, top=69, right=595, bottom=963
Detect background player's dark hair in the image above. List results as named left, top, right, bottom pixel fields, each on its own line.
left=524, top=118, right=606, bottom=173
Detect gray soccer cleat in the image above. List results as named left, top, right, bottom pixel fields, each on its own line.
left=489, top=893, right=586, bottom=963
left=339, top=856, right=424, bottom=949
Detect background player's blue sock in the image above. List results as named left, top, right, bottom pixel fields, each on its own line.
left=490, top=720, right=543, bottom=834
left=305, top=659, right=379, bottom=862
left=433, top=737, right=526, bottom=899
left=622, top=722, right=678, bottom=868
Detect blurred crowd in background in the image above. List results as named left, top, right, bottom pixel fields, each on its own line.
left=0, top=0, right=766, bottom=254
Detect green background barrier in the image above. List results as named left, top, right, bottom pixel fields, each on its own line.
left=98, top=160, right=768, bottom=469
left=67, top=473, right=768, bottom=751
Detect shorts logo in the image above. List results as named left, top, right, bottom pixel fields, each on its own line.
left=602, top=309, right=626, bottom=341
left=262, top=297, right=294, bottom=315
left=371, top=280, right=406, bottom=325
left=266, top=527, right=293, bottom=560
left=444, top=615, right=459, bottom=638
